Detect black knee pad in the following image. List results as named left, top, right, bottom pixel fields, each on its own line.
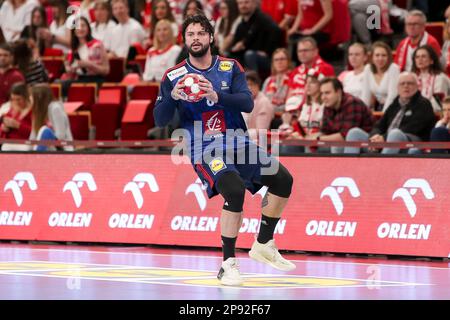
left=261, top=162, right=293, bottom=198
left=215, top=171, right=246, bottom=212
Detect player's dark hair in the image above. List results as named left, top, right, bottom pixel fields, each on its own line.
left=182, top=14, right=215, bottom=46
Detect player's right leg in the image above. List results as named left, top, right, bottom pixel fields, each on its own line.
left=215, top=171, right=246, bottom=286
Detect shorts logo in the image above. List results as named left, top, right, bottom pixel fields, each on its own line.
left=209, top=158, right=227, bottom=175
left=218, top=61, right=233, bottom=72
left=167, top=66, right=188, bottom=81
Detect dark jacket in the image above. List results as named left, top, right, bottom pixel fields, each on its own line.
left=370, top=91, right=436, bottom=141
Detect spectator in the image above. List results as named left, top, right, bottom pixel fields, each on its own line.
left=20, top=5, right=47, bottom=57
left=242, top=70, right=274, bottom=141
left=412, top=45, right=450, bottom=112
left=38, top=0, right=71, bottom=53
left=361, top=41, right=400, bottom=111
left=149, top=0, right=179, bottom=48
left=0, top=43, right=25, bottom=106
left=345, top=72, right=436, bottom=154
left=91, top=0, right=117, bottom=44
left=348, top=0, right=392, bottom=44
left=80, top=0, right=95, bottom=22
left=262, top=48, right=292, bottom=112
left=0, top=0, right=39, bottom=43
left=298, top=68, right=325, bottom=137
left=105, top=0, right=146, bottom=59
left=286, top=37, right=334, bottom=102
left=260, top=0, right=297, bottom=31
left=214, top=0, right=240, bottom=56
left=339, top=43, right=369, bottom=99
left=287, top=0, right=333, bottom=64
left=441, top=13, right=450, bottom=76
left=230, top=0, right=282, bottom=75
left=183, top=0, right=210, bottom=20
left=395, top=10, right=441, bottom=72
left=0, top=82, right=32, bottom=151
left=29, top=83, right=73, bottom=151
left=430, top=96, right=450, bottom=154
left=142, top=19, right=181, bottom=82
left=13, top=39, right=48, bottom=85
left=317, top=77, right=374, bottom=154
left=62, top=16, right=109, bottom=95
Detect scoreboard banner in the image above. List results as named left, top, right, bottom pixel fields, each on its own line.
left=0, top=154, right=448, bottom=258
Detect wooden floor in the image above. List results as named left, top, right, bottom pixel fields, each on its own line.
left=0, top=243, right=449, bottom=300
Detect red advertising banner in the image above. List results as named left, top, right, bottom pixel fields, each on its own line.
left=0, top=154, right=448, bottom=257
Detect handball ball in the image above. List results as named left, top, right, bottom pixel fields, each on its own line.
left=181, top=74, right=206, bottom=102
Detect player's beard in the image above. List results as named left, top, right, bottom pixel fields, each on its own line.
left=188, top=42, right=210, bottom=58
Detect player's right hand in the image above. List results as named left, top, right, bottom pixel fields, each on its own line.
left=171, top=79, right=187, bottom=101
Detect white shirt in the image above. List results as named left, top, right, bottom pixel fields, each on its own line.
left=417, top=72, right=450, bottom=112
left=0, top=0, right=38, bottom=42
left=340, top=70, right=366, bottom=100
left=361, top=63, right=400, bottom=111
left=49, top=20, right=70, bottom=53
left=91, top=20, right=117, bottom=44
left=104, top=18, right=146, bottom=58
left=143, top=44, right=182, bottom=82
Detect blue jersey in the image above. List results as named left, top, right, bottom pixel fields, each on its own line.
left=154, top=55, right=254, bottom=162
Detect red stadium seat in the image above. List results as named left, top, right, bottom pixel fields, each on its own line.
left=121, top=100, right=153, bottom=140
left=91, top=87, right=124, bottom=140
left=130, top=83, right=159, bottom=102
left=67, top=83, right=97, bottom=110
left=43, top=48, right=64, bottom=57
left=50, top=83, right=62, bottom=100
left=105, top=57, right=126, bottom=82
left=425, top=22, right=445, bottom=47
left=42, top=57, right=65, bottom=82
left=68, top=111, right=91, bottom=140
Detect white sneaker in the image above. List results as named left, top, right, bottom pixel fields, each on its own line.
left=217, top=257, right=244, bottom=286
left=249, top=239, right=296, bottom=271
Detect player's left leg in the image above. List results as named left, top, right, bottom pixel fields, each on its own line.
left=249, top=162, right=296, bottom=271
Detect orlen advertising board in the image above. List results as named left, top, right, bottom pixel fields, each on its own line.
left=0, top=154, right=448, bottom=257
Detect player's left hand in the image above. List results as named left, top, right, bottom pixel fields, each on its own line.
left=198, top=77, right=218, bottom=103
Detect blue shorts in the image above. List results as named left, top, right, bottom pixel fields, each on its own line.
left=192, top=145, right=276, bottom=198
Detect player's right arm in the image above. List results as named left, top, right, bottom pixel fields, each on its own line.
left=153, top=77, right=185, bottom=127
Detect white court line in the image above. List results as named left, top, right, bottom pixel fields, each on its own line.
left=3, top=246, right=449, bottom=271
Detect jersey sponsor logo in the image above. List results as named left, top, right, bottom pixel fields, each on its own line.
left=167, top=66, right=188, bottom=81
left=208, top=158, right=227, bottom=175
left=218, top=61, right=233, bottom=72
left=202, top=110, right=226, bottom=134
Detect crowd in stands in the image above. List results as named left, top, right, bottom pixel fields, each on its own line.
left=0, top=0, right=449, bottom=154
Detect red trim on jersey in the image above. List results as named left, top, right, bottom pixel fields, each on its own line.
left=195, top=164, right=214, bottom=188
left=161, top=60, right=187, bottom=82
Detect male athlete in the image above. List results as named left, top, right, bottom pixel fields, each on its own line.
left=154, top=14, right=295, bottom=286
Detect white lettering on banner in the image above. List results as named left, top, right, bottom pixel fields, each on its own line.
left=171, top=215, right=218, bottom=231
left=377, top=223, right=431, bottom=240
left=239, top=218, right=286, bottom=234
left=305, top=220, right=357, bottom=237
left=0, top=211, right=32, bottom=226
left=48, top=212, right=92, bottom=227
left=109, top=214, right=154, bottom=229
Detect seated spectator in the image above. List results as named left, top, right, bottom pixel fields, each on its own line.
left=0, top=82, right=32, bottom=151
left=38, top=0, right=71, bottom=54
left=339, top=43, right=369, bottom=99
left=80, top=0, right=95, bottom=22
left=105, top=0, right=146, bottom=59
left=278, top=96, right=304, bottom=154
left=142, top=19, right=181, bottom=82
left=147, top=0, right=179, bottom=49
left=430, top=96, right=450, bottom=154
left=91, top=0, right=117, bottom=44
left=261, top=0, right=297, bottom=31
left=61, top=16, right=109, bottom=95
left=229, top=0, right=282, bottom=75
left=242, top=70, right=275, bottom=141
left=440, top=14, right=450, bottom=76
left=262, top=48, right=292, bottom=112
left=20, top=5, right=48, bottom=57
left=13, top=39, right=48, bottom=85
left=298, top=69, right=325, bottom=136
left=29, top=83, right=73, bottom=151
left=345, top=72, right=436, bottom=154
left=316, top=77, right=374, bottom=154
left=0, top=43, right=25, bottom=106
left=183, top=0, right=210, bottom=20
left=395, top=10, right=441, bottom=72
left=214, top=0, right=240, bottom=56
left=412, top=45, right=450, bottom=112
left=287, top=37, right=334, bottom=103
left=287, top=0, right=333, bottom=64
left=361, top=41, right=400, bottom=111
left=0, top=0, right=39, bottom=43
left=348, top=0, right=392, bottom=44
